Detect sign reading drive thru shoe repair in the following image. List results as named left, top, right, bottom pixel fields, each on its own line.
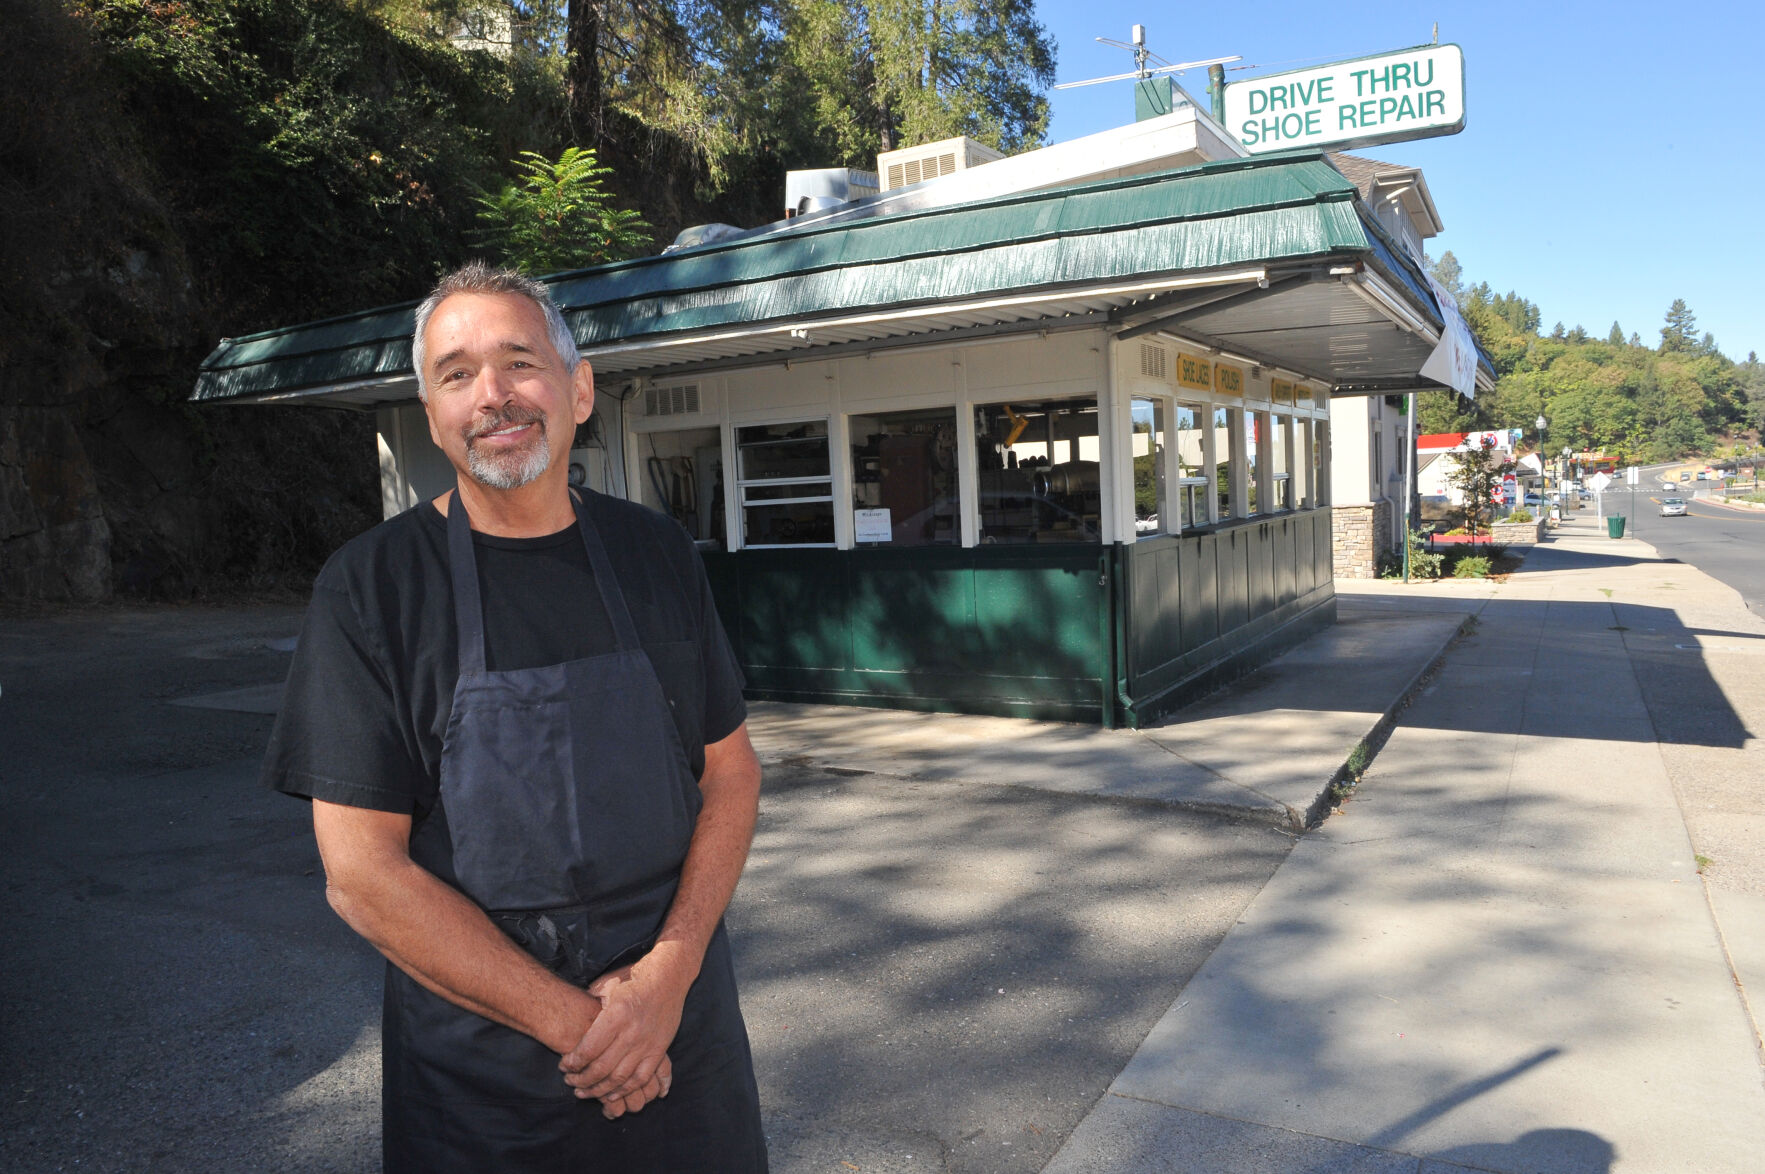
left=1224, top=44, right=1465, bottom=154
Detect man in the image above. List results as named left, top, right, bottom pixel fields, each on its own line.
left=263, top=261, right=767, bottom=1171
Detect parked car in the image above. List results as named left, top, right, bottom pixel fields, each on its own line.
left=1660, top=497, right=1688, bottom=517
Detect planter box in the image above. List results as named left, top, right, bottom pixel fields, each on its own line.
left=1490, top=517, right=1546, bottom=546
left=1426, top=533, right=1499, bottom=547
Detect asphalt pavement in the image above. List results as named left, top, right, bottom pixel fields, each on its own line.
left=1624, top=487, right=1765, bottom=615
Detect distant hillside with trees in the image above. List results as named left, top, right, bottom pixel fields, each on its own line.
left=1419, top=252, right=1763, bottom=464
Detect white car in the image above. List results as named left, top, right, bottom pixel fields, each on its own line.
left=1660, top=497, right=1688, bottom=517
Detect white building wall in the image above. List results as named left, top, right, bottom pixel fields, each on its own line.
left=1328, top=395, right=1413, bottom=574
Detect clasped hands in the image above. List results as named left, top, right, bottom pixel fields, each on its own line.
left=558, top=952, right=689, bottom=1120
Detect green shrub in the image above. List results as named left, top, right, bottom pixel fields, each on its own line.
left=1507, top=508, right=1533, bottom=523
left=1452, top=555, right=1492, bottom=578
left=1378, top=529, right=1444, bottom=580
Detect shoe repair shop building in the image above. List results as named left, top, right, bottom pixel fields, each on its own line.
left=193, top=150, right=1485, bottom=727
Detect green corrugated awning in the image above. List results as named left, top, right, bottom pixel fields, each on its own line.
left=192, top=150, right=1465, bottom=405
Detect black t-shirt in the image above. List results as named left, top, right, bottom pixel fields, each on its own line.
left=263, top=491, right=746, bottom=817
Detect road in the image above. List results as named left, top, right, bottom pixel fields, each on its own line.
left=1606, top=486, right=1765, bottom=615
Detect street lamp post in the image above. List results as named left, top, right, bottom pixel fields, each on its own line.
left=1535, top=415, right=1547, bottom=512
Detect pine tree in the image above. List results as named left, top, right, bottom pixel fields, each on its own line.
left=1427, top=250, right=1464, bottom=302
left=1659, top=298, right=1698, bottom=352
left=1607, top=321, right=1624, bottom=346
left=1442, top=436, right=1513, bottom=542
left=775, top=0, right=1056, bottom=162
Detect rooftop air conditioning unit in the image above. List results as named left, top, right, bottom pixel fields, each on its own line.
left=876, top=136, right=1005, bottom=192
left=783, top=168, right=880, bottom=219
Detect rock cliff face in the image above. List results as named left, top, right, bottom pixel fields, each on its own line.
left=1, top=1, right=378, bottom=602
left=1, top=406, right=112, bottom=600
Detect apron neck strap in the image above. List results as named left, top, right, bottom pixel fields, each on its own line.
left=571, top=491, right=643, bottom=653
left=445, top=488, right=644, bottom=674
left=446, top=491, right=489, bottom=676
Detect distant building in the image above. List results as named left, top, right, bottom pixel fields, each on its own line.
left=446, top=6, right=515, bottom=57
left=1416, top=431, right=1519, bottom=504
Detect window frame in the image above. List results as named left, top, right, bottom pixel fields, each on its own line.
left=733, top=416, right=837, bottom=549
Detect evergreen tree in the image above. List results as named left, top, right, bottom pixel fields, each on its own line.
left=1441, top=436, right=1512, bottom=542
left=1741, top=351, right=1765, bottom=433
left=1566, top=324, right=1588, bottom=344
left=774, top=0, right=1056, bottom=163
left=1427, top=250, right=1464, bottom=303
left=1607, top=321, right=1624, bottom=346
left=1660, top=298, right=1698, bottom=352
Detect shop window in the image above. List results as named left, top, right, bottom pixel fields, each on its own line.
left=1314, top=421, right=1330, bottom=506
left=973, top=397, right=1101, bottom=543
left=849, top=407, right=959, bottom=546
left=1298, top=419, right=1314, bottom=507
left=736, top=420, right=834, bottom=546
left=1271, top=414, right=1293, bottom=511
left=1175, top=402, right=1208, bottom=529
left=1245, top=409, right=1263, bottom=515
left=640, top=426, right=726, bottom=548
left=1213, top=407, right=1233, bottom=521
left=1131, top=397, right=1167, bottom=538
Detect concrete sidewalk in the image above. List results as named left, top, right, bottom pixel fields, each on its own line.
left=1043, top=519, right=1765, bottom=1173
left=746, top=608, right=1466, bottom=833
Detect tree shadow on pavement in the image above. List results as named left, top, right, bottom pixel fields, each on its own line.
left=732, top=765, right=1294, bottom=1174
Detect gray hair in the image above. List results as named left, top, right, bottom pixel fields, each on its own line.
left=411, top=260, right=581, bottom=400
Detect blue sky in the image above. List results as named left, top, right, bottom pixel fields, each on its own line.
left=1037, top=0, right=1763, bottom=362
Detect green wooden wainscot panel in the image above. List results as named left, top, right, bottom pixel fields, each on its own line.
left=1181, top=534, right=1219, bottom=649
left=1110, top=508, right=1338, bottom=729
left=1247, top=521, right=1276, bottom=617
left=1295, top=513, right=1317, bottom=596
left=1216, top=526, right=1251, bottom=635
left=703, top=545, right=1106, bottom=723
left=1273, top=515, right=1298, bottom=602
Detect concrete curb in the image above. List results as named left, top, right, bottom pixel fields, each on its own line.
left=1299, top=612, right=1473, bottom=830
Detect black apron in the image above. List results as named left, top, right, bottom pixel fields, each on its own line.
left=382, top=491, right=767, bottom=1173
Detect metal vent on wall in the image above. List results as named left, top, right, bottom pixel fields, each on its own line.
left=885, top=152, right=957, bottom=189
left=1139, top=343, right=1167, bottom=379
left=644, top=383, right=701, bottom=418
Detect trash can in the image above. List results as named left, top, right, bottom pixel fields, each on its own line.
left=1606, top=515, right=1626, bottom=539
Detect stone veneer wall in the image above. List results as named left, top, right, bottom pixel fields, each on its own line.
left=1332, top=500, right=1395, bottom=578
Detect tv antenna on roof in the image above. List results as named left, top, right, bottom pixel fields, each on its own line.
left=1053, top=24, right=1240, bottom=90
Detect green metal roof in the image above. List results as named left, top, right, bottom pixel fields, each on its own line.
left=192, top=151, right=1426, bottom=404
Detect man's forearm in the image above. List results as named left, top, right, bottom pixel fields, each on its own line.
left=649, top=724, right=764, bottom=986
left=314, top=801, right=598, bottom=1054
